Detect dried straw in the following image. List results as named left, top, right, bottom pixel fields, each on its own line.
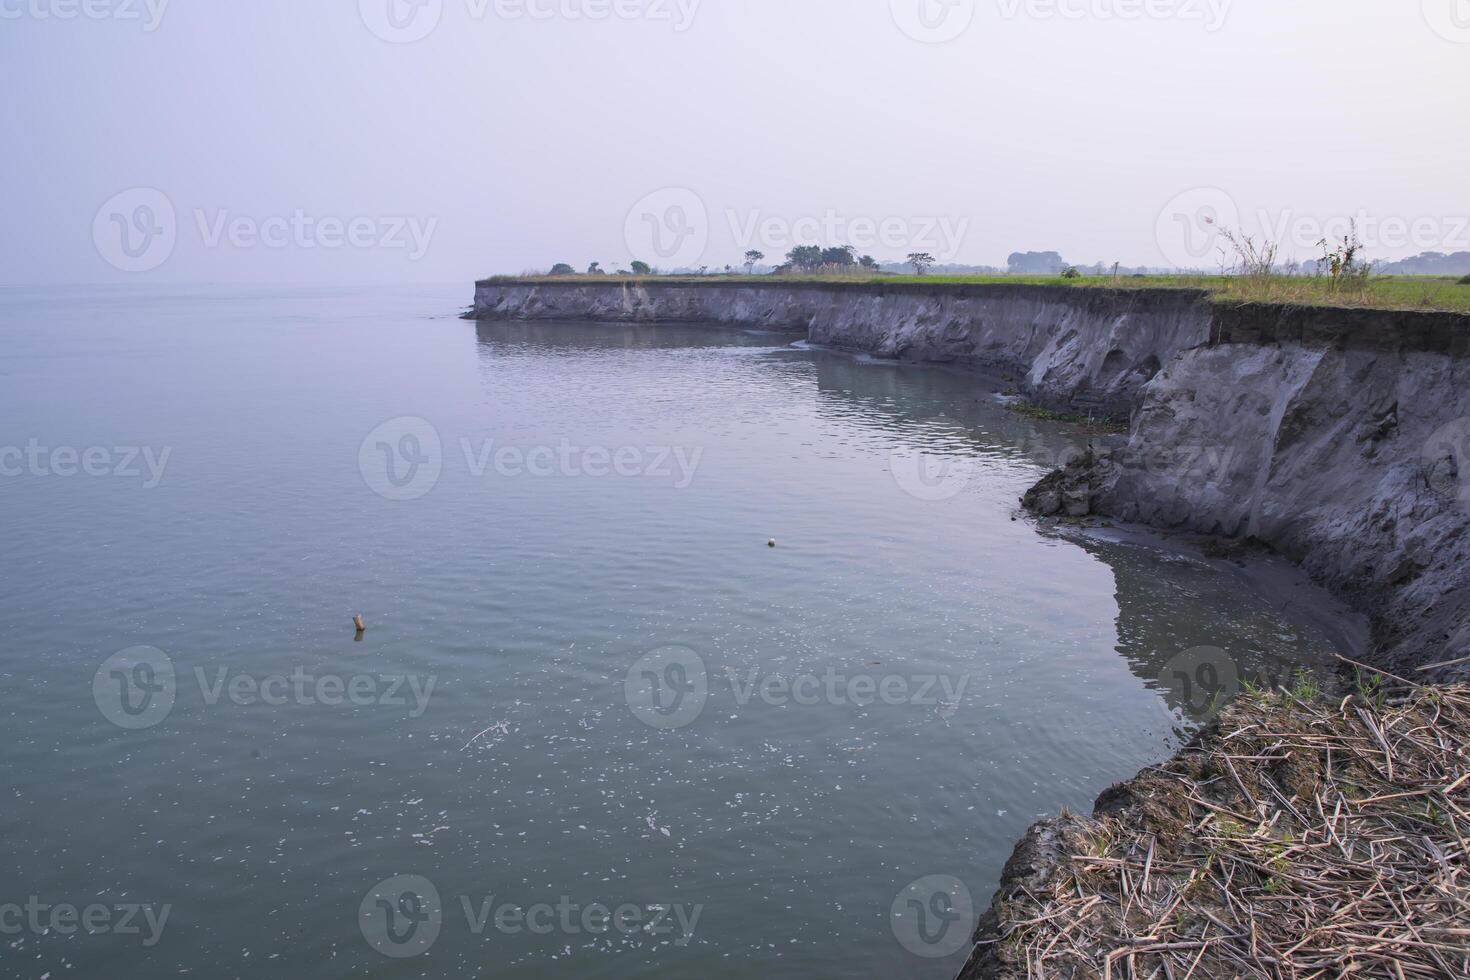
left=977, top=681, right=1470, bottom=979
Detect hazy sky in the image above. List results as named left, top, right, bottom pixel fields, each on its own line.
left=3, top=0, right=1468, bottom=283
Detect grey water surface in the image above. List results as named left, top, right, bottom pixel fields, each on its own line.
left=0, top=285, right=1344, bottom=979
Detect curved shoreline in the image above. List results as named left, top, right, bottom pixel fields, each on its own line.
left=468, top=278, right=1470, bottom=974
left=469, top=277, right=1470, bottom=679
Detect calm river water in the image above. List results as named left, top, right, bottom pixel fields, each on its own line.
left=0, top=285, right=1345, bottom=979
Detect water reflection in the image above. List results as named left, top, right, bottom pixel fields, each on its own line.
left=475, top=319, right=801, bottom=357
left=0, top=295, right=1360, bottom=980
left=472, top=318, right=1351, bottom=736
left=802, top=344, right=1349, bottom=729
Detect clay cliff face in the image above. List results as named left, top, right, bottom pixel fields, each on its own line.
left=1082, top=309, right=1470, bottom=678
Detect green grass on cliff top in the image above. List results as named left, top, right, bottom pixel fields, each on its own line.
left=483, top=272, right=1470, bottom=314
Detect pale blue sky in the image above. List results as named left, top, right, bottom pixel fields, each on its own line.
left=3, top=0, right=1467, bottom=283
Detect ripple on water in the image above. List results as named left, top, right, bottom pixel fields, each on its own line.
left=0, top=287, right=1348, bottom=980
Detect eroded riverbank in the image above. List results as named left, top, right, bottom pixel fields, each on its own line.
left=471, top=278, right=1470, bottom=975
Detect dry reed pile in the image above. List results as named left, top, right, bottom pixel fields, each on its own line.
left=977, top=681, right=1470, bottom=979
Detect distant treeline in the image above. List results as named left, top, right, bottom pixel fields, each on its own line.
left=1374, top=252, right=1470, bottom=276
